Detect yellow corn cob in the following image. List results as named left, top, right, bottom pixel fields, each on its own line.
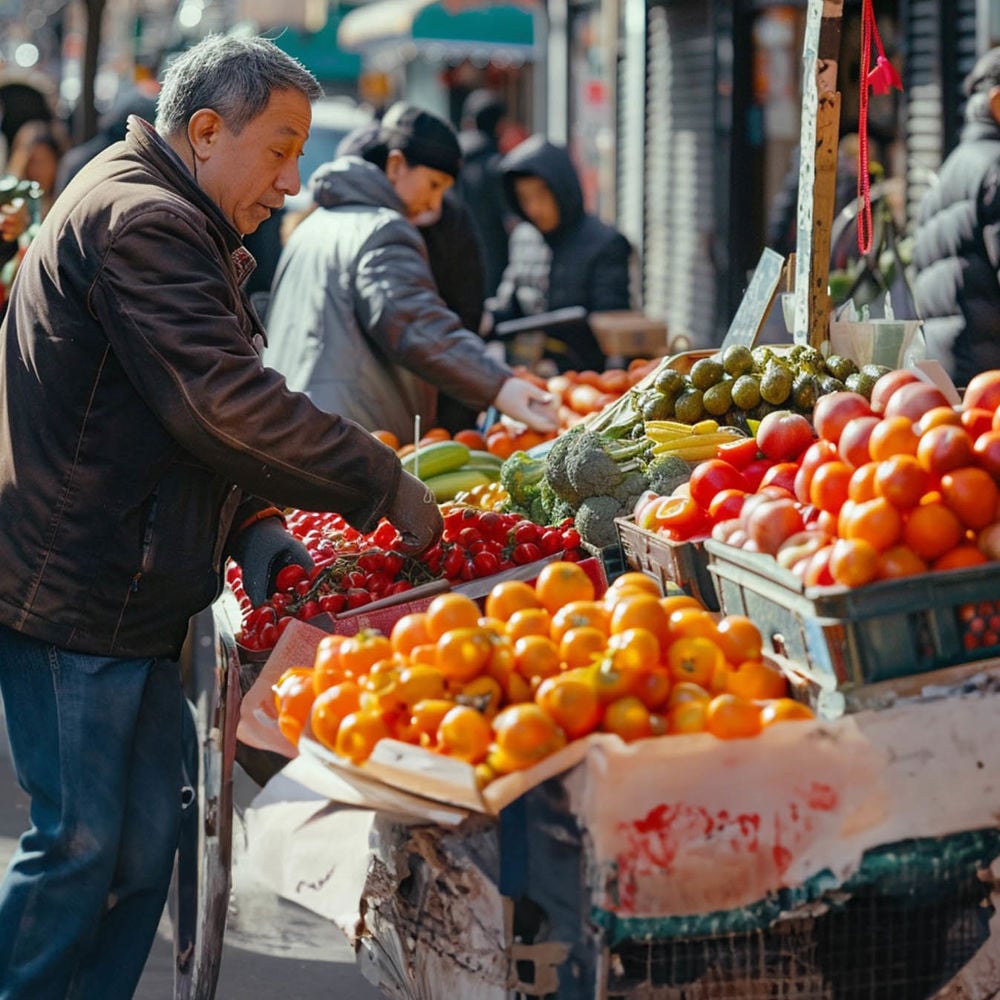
left=651, top=430, right=747, bottom=457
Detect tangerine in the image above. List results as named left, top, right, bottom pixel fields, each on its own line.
left=608, top=593, right=671, bottom=648
left=335, top=709, right=391, bottom=764
left=437, top=705, right=492, bottom=763
left=535, top=673, right=603, bottom=739
left=602, top=695, right=654, bottom=742
left=310, top=681, right=362, bottom=751
left=534, top=561, right=596, bottom=614
left=705, top=693, right=762, bottom=739
left=725, top=659, right=788, bottom=701
left=426, top=593, right=482, bottom=640
left=759, top=698, right=816, bottom=725
left=484, top=579, right=541, bottom=621
left=902, top=501, right=965, bottom=562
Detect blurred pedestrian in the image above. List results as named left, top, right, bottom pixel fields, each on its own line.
left=484, top=135, right=633, bottom=373
left=5, top=118, right=68, bottom=218
left=263, top=102, right=558, bottom=445
left=0, top=34, right=443, bottom=1000
left=456, top=88, right=511, bottom=298
left=912, top=46, right=1000, bottom=385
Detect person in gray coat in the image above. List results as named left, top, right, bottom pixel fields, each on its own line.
left=263, top=102, right=558, bottom=444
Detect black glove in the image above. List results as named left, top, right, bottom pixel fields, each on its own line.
left=232, top=516, right=314, bottom=606
left=386, top=471, right=444, bottom=556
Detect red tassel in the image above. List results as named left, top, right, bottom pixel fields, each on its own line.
left=867, top=55, right=902, bottom=97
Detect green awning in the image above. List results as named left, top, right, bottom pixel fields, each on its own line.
left=272, top=13, right=362, bottom=81
left=338, top=0, right=536, bottom=58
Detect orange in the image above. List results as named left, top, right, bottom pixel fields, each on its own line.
left=932, top=544, right=989, bottom=571
left=659, top=594, right=703, bottom=617
left=875, top=544, right=928, bottom=580
left=607, top=572, right=661, bottom=598
left=492, top=703, right=566, bottom=763
left=667, top=699, right=708, bottom=734
left=714, top=615, right=763, bottom=666
left=916, top=424, right=974, bottom=476
left=513, top=634, right=562, bottom=681
left=705, top=693, right=763, bottom=739
left=535, top=673, right=603, bottom=739
left=874, top=454, right=930, bottom=510
left=534, top=561, right=596, bottom=614
left=505, top=606, right=552, bottom=641
left=666, top=636, right=725, bottom=688
left=339, top=629, right=393, bottom=678
left=632, top=667, right=672, bottom=711
left=310, top=681, right=363, bottom=751
left=392, top=664, right=448, bottom=707
left=371, top=429, right=401, bottom=450
left=389, top=612, right=432, bottom=658
left=558, top=625, right=609, bottom=670
left=839, top=496, right=903, bottom=552
left=608, top=593, right=671, bottom=648
left=605, top=627, right=661, bottom=673
left=847, top=462, right=880, bottom=503
left=437, top=705, right=492, bottom=764
left=939, top=466, right=1000, bottom=530
left=725, top=659, right=788, bottom=701
left=435, top=627, right=495, bottom=682
left=602, top=696, right=653, bottom=742
left=426, top=593, right=482, bottom=641
left=312, top=634, right=347, bottom=694
left=828, top=537, right=880, bottom=588
left=867, top=415, right=919, bottom=461
left=666, top=607, right=721, bottom=645
left=485, top=580, right=541, bottom=621
left=668, top=681, right=711, bottom=707
left=407, top=698, right=455, bottom=746
left=335, top=709, right=391, bottom=764
left=459, top=674, right=504, bottom=718
left=453, top=428, right=488, bottom=451
left=759, top=698, right=816, bottom=726
left=550, top=600, right=611, bottom=645
left=902, top=501, right=965, bottom=562
left=273, top=668, right=317, bottom=745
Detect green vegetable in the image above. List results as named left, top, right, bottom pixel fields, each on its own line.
left=644, top=454, right=690, bottom=497
left=499, top=450, right=547, bottom=508
left=575, top=495, right=627, bottom=549
left=564, top=430, right=650, bottom=501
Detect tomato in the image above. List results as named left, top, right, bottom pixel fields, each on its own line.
left=916, top=424, right=974, bottom=476
left=759, top=462, right=799, bottom=495
left=973, top=430, right=1000, bottom=478
left=870, top=369, right=921, bottom=414
left=741, top=458, right=777, bottom=492
left=715, top=436, right=759, bottom=469
left=707, top=488, right=747, bottom=524
left=688, top=460, right=750, bottom=511
left=755, top=410, right=815, bottom=462
left=512, top=542, right=542, bottom=564
left=472, top=551, right=502, bottom=576
left=538, top=528, right=566, bottom=556
left=811, top=390, right=873, bottom=444
left=652, top=495, right=710, bottom=539
left=274, top=564, right=309, bottom=592
left=743, top=496, right=805, bottom=555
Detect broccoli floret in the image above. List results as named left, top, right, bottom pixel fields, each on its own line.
left=564, top=430, right=650, bottom=500
left=616, top=470, right=650, bottom=504
left=550, top=499, right=578, bottom=525
left=545, top=425, right=586, bottom=505
left=645, top=454, right=692, bottom=497
left=575, top=495, right=627, bottom=549
left=499, top=450, right=547, bottom=509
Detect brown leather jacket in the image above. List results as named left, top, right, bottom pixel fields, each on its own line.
left=0, top=117, right=401, bottom=658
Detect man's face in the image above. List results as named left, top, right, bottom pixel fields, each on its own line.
left=514, top=175, right=560, bottom=233
left=197, top=88, right=312, bottom=235
left=385, top=150, right=453, bottom=223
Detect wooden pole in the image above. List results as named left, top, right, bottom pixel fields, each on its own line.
left=791, top=0, right=844, bottom=349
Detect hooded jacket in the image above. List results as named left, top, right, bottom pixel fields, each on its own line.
left=488, top=136, right=632, bottom=371
left=912, top=99, right=1000, bottom=385
left=0, top=117, right=403, bottom=659
left=262, top=156, right=511, bottom=443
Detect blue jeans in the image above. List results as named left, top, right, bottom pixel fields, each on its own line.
left=0, top=625, right=184, bottom=1000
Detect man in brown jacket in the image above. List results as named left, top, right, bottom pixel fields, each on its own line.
left=0, top=34, right=441, bottom=999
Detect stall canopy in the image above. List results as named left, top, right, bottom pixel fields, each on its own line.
left=337, top=0, right=537, bottom=60
left=272, top=11, right=363, bottom=82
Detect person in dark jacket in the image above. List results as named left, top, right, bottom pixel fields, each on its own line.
left=485, top=135, right=633, bottom=373
left=0, top=35, right=443, bottom=1000
left=912, top=47, right=1000, bottom=385
left=262, top=102, right=558, bottom=445
left=456, top=88, right=511, bottom=298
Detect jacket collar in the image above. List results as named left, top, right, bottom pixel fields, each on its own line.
left=124, top=115, right=255, bottom=270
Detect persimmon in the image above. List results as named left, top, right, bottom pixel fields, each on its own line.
left=705, top=693, right=763, bottom=739
left=491, top=703, right=565, bottom=763
left=426, top=592, right=482, bottom=640
left=535, top=673, right=603, bottom=738
left=558, top=625, right=609, bottom=669
left=534, top=560, right=596, bottom=614
left=485, top=579, right=541, bottom=621
left=513, top=634, right=562, bottom=681
left=759, top=698, right=815, bottom=726
left=602, top=696, right=653, bottom=742
left=437, top=705, right=492, bottom=764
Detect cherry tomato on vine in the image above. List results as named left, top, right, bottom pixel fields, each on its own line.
left=274, top=564, right=309, bottom=592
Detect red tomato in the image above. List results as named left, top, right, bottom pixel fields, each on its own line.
left=741, top=458, right=776, bottom=492
left=653, top=496, right=711, bottom=539
left=715, top=436, right=759, bottom=469
left=759, top=462, right=799, bottom=495
left=687, top=460, right=750, bottom=511
left=708, top=488, right=747, bottom=524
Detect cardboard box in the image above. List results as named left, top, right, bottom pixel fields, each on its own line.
left=590, top=310, right=670, bottom=358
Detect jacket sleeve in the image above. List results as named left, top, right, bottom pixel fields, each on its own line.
left=88, top=206, right=401, bottom=533
left=588, top=233, right=633, bottom=313
left=352, top=219, right=511, bottom=410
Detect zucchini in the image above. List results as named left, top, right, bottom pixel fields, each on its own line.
left=465, top=449, right=504, bottom=468
left=401, top=440, right=470, bottom=480
left=422, top=468, right=493, bottom=502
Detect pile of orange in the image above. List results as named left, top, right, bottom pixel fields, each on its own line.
left=272, top=563, right=814, bottom=787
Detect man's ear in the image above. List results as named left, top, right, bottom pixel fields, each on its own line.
left=187, top=108, right=224, bottom=160
left=988, top=86, right=1000, bottom=126
left=384, top=148, right=406, bottom=183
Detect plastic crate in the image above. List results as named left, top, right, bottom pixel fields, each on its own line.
left=704, top=538, right=1000, bottom=688
left=615, top=517, right=720, bottom=611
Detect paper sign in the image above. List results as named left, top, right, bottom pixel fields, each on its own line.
left=721, top=247, right=786, bottom=352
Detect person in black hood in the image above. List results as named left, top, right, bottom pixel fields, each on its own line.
left=484, top=134, right=632, bottom=373
left=912, top=47, right=1000, bottom=385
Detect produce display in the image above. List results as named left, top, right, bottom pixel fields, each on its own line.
left=229, top=507, right=584, bottom=650
left=631, top=367, right=1000, bottom=592
left=271, top=563, right=814, bottom=785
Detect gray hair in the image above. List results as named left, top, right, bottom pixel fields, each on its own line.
left=155, top=34, right=322, bottom=137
